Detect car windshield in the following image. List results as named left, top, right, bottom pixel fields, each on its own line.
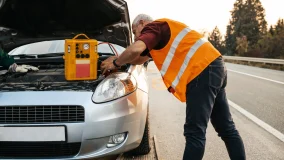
left=8, top=40, right=126, bottom=56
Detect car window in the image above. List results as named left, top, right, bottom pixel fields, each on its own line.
left=8, top=40, right=126, bottom=56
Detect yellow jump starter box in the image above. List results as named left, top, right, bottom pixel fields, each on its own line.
left=64, top=34, right=99, bottom=81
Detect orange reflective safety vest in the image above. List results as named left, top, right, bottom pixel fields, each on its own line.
left=149, top=18, right=221, bottom=102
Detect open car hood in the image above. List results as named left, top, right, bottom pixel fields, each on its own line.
left=0, top=0, right=133, bottom=52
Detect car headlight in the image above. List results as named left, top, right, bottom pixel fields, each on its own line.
left=92, top=72, right=137, bottom=103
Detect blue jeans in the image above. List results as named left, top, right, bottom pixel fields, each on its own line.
left=183, top=57, right=246, bottom=160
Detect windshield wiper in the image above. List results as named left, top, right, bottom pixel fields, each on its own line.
left=11, top=54, right=38, bottom=59
left=11, top=53, right=64, bottom=59
left=38, top=53, right=64, bottom=58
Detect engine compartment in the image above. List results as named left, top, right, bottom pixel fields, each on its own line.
left=0, top=55, right=129, bottom=91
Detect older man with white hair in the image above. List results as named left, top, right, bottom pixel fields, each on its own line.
left=101, top=14, right=246, bottom=160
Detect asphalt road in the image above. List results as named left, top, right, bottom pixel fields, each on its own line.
left=146, top=62, right=284, bottom=160
left=225, top=63, right=284, bottom=134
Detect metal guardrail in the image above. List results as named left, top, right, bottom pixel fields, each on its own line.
left=223, top=56, right=284, bottom=65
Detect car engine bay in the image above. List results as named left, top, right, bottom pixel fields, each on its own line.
left=0, top=55, right=130, bottom=92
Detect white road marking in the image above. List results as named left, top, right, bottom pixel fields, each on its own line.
left=228, top=100, right=284, bottom=143
left=153, top=135, right=161, bottom=160
left=227, top=69, right=284, bottom=85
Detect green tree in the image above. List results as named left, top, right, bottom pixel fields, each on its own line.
left=241, top=0, right=260, bottom=47
left=231, top=0, right=246, bottom=38
left=225, top=0, right=268, bottom=56
left=269, top=25, right=274, bottom=36
left=258, top=18, right=284, bottom=59
left=236, top=36, right=248, bottom=56
left=225, top=0, right=245, bottom=55
left=275, top=18, right=284, bottom=34
left=225, top=20, right=235, bottom=55
left=243, top=0, right=267, bottom=47
left=254, top=0, right=268, bottom=35
left=208, top=26, right=225, bottom=54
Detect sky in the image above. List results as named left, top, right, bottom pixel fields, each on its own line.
left=126, top=0, right=284, bottom=36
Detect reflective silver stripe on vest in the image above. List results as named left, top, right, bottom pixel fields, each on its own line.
left=160, top=27, right=191, bottom=76
left=172, top=37, right=208, bottom=89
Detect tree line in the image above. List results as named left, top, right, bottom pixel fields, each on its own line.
left=208, top=0, right=284, bottom=59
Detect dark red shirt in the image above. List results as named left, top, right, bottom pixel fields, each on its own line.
left=137, top=21, right=171, bottom=57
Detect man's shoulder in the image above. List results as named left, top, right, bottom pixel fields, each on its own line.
left=154, top=18, right=189, bottom=28
left=147, top=20, right=168, bottom=26
left=143, top=20, right=169, bottom=31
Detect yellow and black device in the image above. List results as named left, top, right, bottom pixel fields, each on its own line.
left=64, top=34, right=99, bottom=81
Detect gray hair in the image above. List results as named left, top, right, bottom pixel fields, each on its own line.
left=132, top=14, right=153, bottom=26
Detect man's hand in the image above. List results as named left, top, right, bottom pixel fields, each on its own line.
left=100, top=56, right=117, bottom=67
left=100, top=56, right=118, bottom=75
left=8, top=63, right=39, bottom=73
left=100, top=40, right=147, bottom=76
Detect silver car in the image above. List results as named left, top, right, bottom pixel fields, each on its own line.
left=0, top=0, right=151, bottom=159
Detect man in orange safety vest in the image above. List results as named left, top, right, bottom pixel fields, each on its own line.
left=101, top=14, right=246, bottom=160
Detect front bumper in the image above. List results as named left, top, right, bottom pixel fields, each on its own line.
left=0, top=89, right=148, bottom=159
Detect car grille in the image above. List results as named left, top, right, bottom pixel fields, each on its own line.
left=0, top=142, right=81, bottom=158
left=0, top=105, right=84, bottom=124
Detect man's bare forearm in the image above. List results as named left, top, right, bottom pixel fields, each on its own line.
left=116, top=47, right=138, bottom=65
left=130, top=56, right=150, bottom=65
left=115, top=40, right=147, bottom=66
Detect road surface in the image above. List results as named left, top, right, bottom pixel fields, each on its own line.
left=146, top=62, right=284, bottom=160
left=225, top=63, right=284, bottom=134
